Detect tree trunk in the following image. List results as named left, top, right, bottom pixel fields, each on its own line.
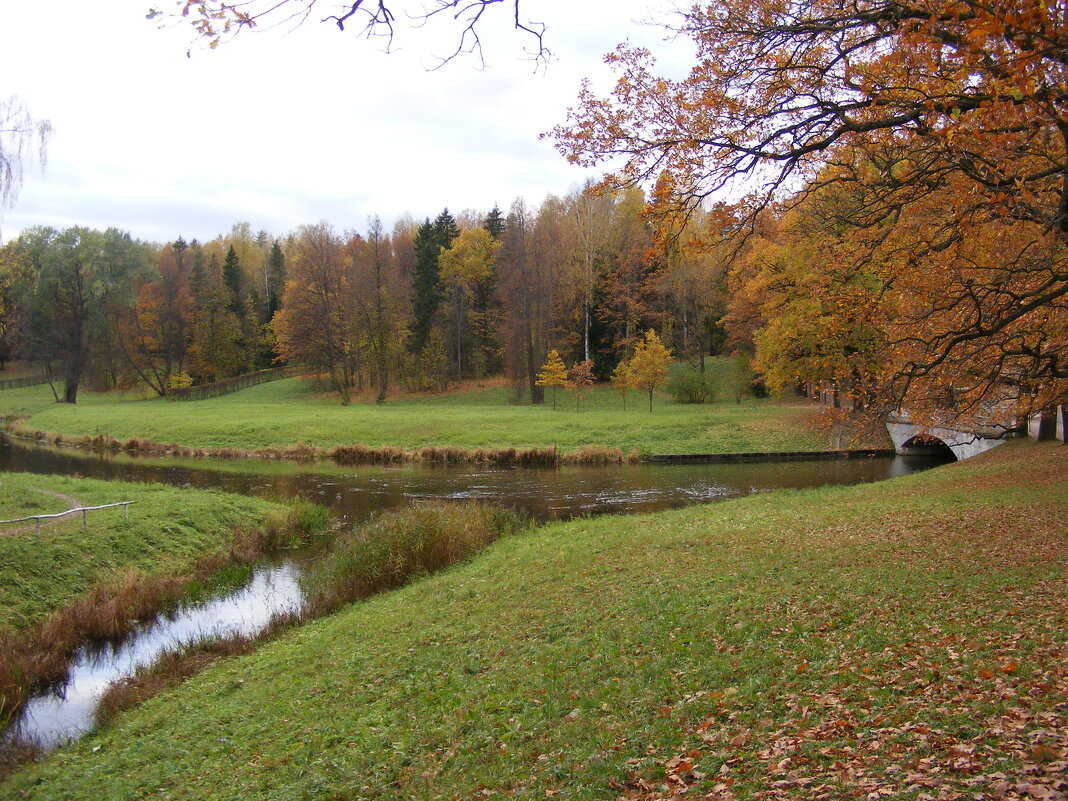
left=1037, top=406, right=1058, bottom=441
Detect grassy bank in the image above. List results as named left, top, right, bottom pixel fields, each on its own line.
left=4, top=441, right=1064, bottom=799
left=0, top=472, right=324, bottom=733
left=0, top=367, right=864, bottom=457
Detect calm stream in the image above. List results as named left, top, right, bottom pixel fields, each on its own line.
left=0, top=436, right=950, bottom=751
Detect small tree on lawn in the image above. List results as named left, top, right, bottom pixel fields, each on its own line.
left=536, top=349, right=570, bottom=410
left=630, top=329, right=673, bottom=412
left=569, top=359, right=595, bottom=411
left=611, top=359, right=633, bottom=410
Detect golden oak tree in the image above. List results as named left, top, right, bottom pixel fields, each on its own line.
left=554, top=0, right=1068, bottom=424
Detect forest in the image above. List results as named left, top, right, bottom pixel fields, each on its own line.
left=0, top=184, right=737, bottom=407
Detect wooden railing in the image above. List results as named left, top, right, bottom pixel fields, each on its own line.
left=0, top=501, right=134, bottom=535
left=168, top=366, right=301, bottom=401
left=0, top=373, right=58, bottom=391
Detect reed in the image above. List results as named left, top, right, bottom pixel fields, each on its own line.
left=303, top=502, right=527, bottom=616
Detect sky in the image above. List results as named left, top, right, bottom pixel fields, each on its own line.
left=0, top=0, right=689, bottom=245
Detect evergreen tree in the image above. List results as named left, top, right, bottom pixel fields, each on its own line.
left=265, top=241, right=285, bottom=321
left=410, top=218, right=438, bottom=351
left=410, top=209, right=460, bottom=352
left=483, top=204, right=506, bottom=240
left=222, top=245, right=243, bottom=314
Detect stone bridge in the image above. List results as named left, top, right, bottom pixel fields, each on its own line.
left=885, top=419, right=1008, bottom=461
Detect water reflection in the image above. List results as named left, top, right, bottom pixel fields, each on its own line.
left=0, top=437, right=945, bottom=523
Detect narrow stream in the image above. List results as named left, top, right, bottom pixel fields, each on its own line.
left=0, top=436, right=952, bottom=751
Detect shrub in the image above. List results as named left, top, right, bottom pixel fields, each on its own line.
left=668, top=365, right=717, bottom=404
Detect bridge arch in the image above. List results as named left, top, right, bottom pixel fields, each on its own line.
left=886, top=420, right=1006, bottom=461
left=899, top=433, right=958, bottom=461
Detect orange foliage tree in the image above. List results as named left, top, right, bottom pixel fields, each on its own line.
left=554, top=0, right=1068, bottom=426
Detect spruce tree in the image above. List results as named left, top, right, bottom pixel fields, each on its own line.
left=265, top=241, right=285, bottom=321
left=410, top=218, right=439, bottom=351
left=222, top=245, right=242, bottom=314
left=483, top=204, right=506, bottom=240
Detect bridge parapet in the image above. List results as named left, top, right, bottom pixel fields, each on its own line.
left=885, top=414, right=1010, bottom=461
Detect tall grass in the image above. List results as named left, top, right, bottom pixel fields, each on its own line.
left=303, top=502, right=527, bottom=616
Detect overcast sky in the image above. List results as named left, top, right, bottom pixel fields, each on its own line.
left=0, top=0, right=688, bottom=245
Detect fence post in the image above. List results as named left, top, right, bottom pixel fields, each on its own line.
left=83, top=509, right=88, bottom=530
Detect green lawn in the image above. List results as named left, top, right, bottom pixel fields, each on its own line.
left=0, top=473, right=281, bottom=633
left=4, top=441, right=1064, bottom=799
left=0, top=364, right=869, bottom=456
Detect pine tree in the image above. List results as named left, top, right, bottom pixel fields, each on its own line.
left=222, top=245, right=243, bottom=314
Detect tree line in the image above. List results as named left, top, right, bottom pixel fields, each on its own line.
left=0, top=186, right=734, bottom=404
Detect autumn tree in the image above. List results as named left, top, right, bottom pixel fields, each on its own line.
left=564, top=179, right=614, bottom=363
left=349, top=216, right=408, bottom=398
left=439, top=226, right=501, bottom=381
left=536, top=349, right=569, bottom=410
left=627, top=329, right=672, bottom=412
left=498, top=199, right=550, bottom=403
left=554, top=0, right=1068, bottom=422
left=188, top=251, right=247, bottom=382
left=611, top=358, right=634, bottom=410
left=569, top=358, right=595, bottom=411
left=273, top=222, right=356, bottom=400
left=119, top=238, right=195, bottom=395
left=601, top=187, right=658, bottom=360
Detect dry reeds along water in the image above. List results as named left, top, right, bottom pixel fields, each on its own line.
left=303, top=502, right=527, bottom=615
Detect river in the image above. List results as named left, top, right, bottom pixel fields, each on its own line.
left=0, top=436, right=951, bottom=751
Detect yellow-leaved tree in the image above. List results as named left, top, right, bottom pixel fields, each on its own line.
left=536, top=349, right=570, bottom=410
left=627, top=330, right=672, bottom=412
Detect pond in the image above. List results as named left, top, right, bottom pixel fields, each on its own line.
left=0, top=436, right=951, bottom=751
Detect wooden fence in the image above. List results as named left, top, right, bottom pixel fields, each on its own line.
left=0, top=501, right=134, bottom=535
left=0, top=373, right=58, bottom=391
left=168, top=366, right=301, bottom=401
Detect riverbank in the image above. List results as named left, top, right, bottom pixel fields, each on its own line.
left=3, top=441, right=1063, bottom=799
left=0, top=473, right=324, bottom=741
left=0, top=372, right=880, bottom=459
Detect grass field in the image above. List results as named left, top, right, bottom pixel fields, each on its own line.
left=0, top=473, right=283, bottom=633
left=0, top=361, right=872, bottom=456
left=3, top=441, right=1063, bottom=799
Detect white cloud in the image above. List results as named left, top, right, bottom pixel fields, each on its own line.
left=1, top=0, right=687, bottom=243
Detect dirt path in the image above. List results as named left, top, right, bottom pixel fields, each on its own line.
left=0, top=488, right=86, bottom=536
